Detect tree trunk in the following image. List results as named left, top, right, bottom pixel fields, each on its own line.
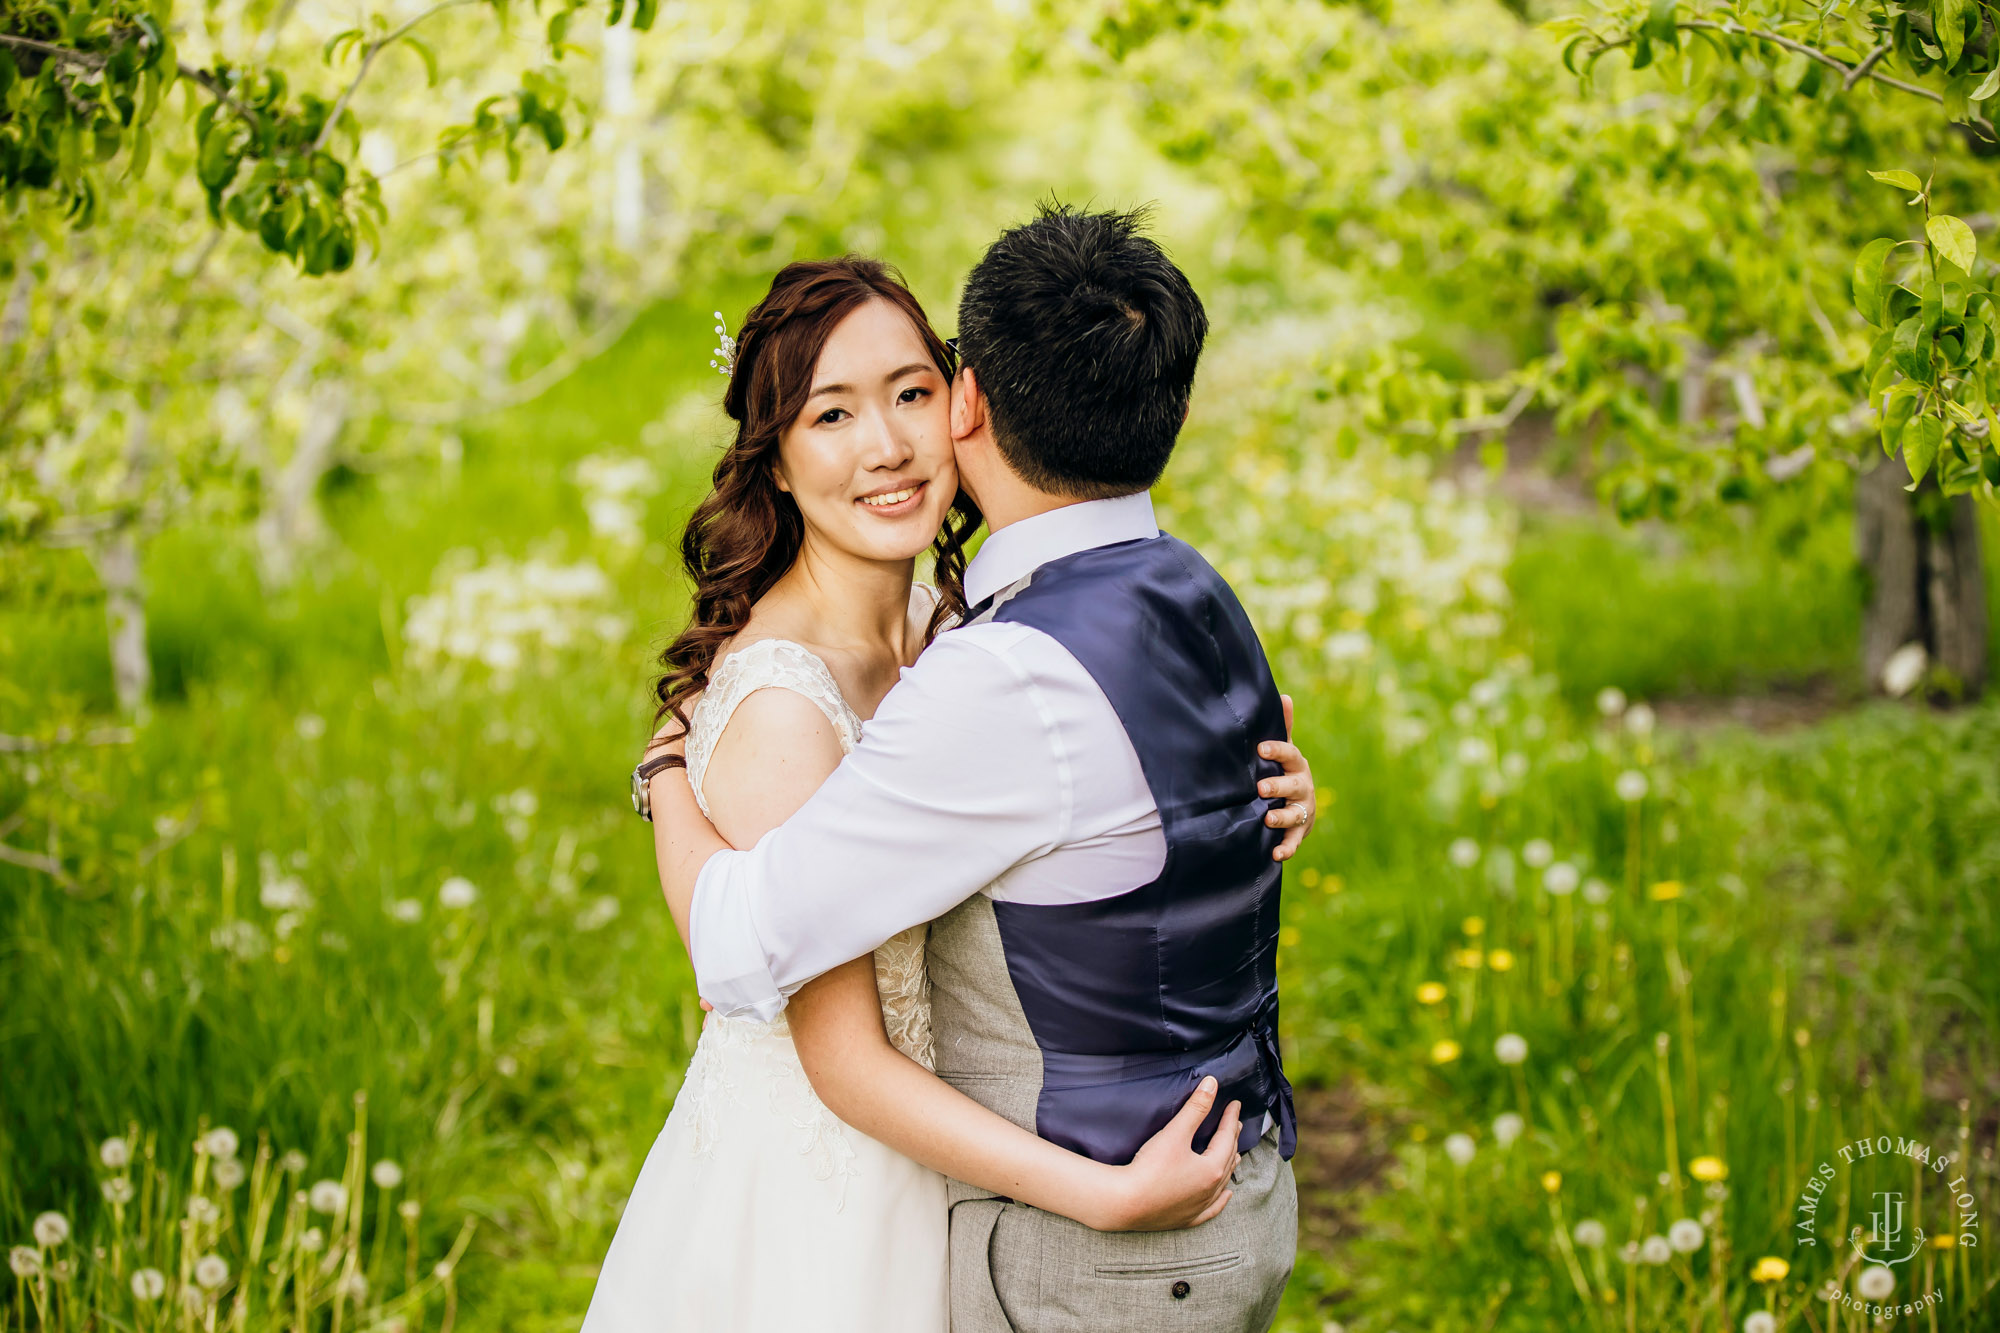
left=256, top=381, right=348, bottom=586
left=1855, top=456, right=1989, bottom=700
left=94, top=529, right=151, bottom=719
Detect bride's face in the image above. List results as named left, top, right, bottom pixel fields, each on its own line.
left=773, top=299, right=957, bottom=564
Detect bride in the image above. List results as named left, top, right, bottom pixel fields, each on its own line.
left=582, top=257, right=1317, bottom=1331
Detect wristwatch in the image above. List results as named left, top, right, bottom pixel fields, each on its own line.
left=630, top=752, right=681, bottom=821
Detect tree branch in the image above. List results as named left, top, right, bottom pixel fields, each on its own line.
left=0, top=726, right=136, bottom=753
left=1591, top=21, right=1957, bottom=111
left=0, top=33, right=258, bottom=120
left=312, top=0, right=478, bottom=154
left=1844, top=41, right=1891, bottom=90
left=0, top=841, right=76, bottom=891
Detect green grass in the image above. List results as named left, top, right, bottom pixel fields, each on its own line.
left=6, top=295, right=1998, bottom=1332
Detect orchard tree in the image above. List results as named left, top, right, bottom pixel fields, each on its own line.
left=1083, top=0, right=1991, bottom=697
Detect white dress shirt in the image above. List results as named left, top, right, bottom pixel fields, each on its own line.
left=688, top=490, right=1170, bottom=1022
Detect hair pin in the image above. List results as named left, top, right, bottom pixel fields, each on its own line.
left=710, top=311, right=738, bottom=378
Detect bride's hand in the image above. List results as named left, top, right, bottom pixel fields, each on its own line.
left=1097, top=1077, right=1243, bottom=1232
left=1259, top=692, right=1316, bottom=862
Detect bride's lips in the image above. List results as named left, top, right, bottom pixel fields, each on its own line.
left=854, top=480, right=928, bottom=517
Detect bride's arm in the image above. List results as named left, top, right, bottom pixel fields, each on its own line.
left=787, top=961, right=1240, bottom=1232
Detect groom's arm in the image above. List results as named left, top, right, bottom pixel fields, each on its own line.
left=654, top=628, right=1070, bottom=1021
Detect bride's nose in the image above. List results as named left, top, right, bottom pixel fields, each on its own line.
left=857, top=406, right=917, bottom=469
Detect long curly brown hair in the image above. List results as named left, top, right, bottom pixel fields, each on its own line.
left=648, top=258, right=982, bottom=764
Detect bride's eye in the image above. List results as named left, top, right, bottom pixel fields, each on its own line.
left=817, top=407, right=849, bottom=425
left=897, top=386, right=930, bottom=404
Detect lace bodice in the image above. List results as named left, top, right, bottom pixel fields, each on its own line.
left=684, top=633, right=934, bottom=1068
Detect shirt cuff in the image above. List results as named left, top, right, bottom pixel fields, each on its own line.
left=688, top=847, right=788, bottom=1022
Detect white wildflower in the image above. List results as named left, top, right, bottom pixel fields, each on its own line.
left=1596, top=687, right=1627, bottom=717
left=438, top=876, right=478, bottom=910
left=1615, top=770, right=1649, bottom=803
left=201, top=1127, right=240, bottom=1160
left=295, top=713, right=327, bottom=741
left=1443, top=1133, right=1476, bottom=1167
left=279, top=1150, right=308, bottom=1174
left=99, top=1137, right=130, bottom=1169
left=371, top=1160, right=404, bottom=1190
left=259, top=875, right=314, bottom=912
left=130, top=1267, right=167, bottom=1301
left=1856, top=1265, right=1895, bottom=1300
left=9, top=1246, right=40, bottom=1277
left=1522, top=838, right=1553, bottom=868
left=101, top=1177, right=135, bottom=1205
left=1639, top=1235, right=1672, bottom=1265
left=1543, top=862, right=1579, bottom=895
left=1501, top=751, right=1528, bottom=780
left=1448, top=837, right=1480, bottom=869
left=1743, top=1313, right=1776, bottom=1333
left=391, top=898, right=423, bottom=922
left=299, top=1227, right=325, bottom=1252
left=308, top=1180, right=348, bottom=1215
left=1668, top=1218, right=1704, bottom=1252
left=213, top=1158, right=247, bottom=1190
left=1492, top=1112, right=1524, bottom=1148
left=186, top=1196, right=217, bottom=1224
left=1494, top=1033, right=1528, bottom=1065
left=1572, top=1219, right=1607, bottom=1248
left=1625, top=702, right=1656, bottom=735
left=1582, top=877, right=1612, bottom=905
left=1455, top=736, right=1492, bottom=766
left=32, top=1213, right=69, bottom=1247
left=193, top=1254, right=229, bottom=1290
left=398, top=1200, right=422, bottom=1222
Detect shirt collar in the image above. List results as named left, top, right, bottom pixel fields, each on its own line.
left=963, top=490, right=1159, bottom=608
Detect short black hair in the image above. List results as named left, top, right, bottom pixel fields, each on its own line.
left=955, top=203, right=1207, bottom=498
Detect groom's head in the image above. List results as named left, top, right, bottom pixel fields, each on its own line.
left=953, top=203, right=1207, bottom=500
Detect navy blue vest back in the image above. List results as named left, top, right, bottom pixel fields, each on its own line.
left=968, top=531, right=1296, bottom=1165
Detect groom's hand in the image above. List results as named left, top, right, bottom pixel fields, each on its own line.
left=1258, top=692, right=1317, bottom=862
left=1105, top=1077, right=1242, bottom=1232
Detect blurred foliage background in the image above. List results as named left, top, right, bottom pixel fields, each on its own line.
left=5, top=0, right=2000, bottom=1329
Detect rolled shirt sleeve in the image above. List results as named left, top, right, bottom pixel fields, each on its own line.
left=689, top=628, right=1070, bottom=1018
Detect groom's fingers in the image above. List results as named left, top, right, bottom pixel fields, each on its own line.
left=1164, top=1076, right=1220, bottom=1146
left=1280, top=693, right=1294, bottom=742
left=1190, top=1188, right=1233, bottom=1226
left=1202, top=1099, right=1243, bottom=1172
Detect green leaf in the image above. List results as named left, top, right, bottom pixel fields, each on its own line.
left=1938, top=0, right=1967, bottom=67
left=1903, top=414, right=1944, bottom=485
left=1631, top=33, right=1654, bottom=69
left=1870, top=168, right=1925, bottom=192
left=403, top=36, right=440, bottom=87
left=125, top=124, right=150, bottom=181
left=1881, top=382, right=1922, bottom=452
left=633, top=0, right=658, bottom=32
left=1894, top=314, right=1933, bottom=381
left=1976, top=66, right=2000, bottom=101
left=1853, top=238, right=1897, bottom=325
left=1643, top=0, right=1679, bottom=46
left=1928, top=214, right=1977, bottom=273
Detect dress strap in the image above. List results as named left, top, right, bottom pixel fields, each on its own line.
left=685, top=640, right=860, bottom=817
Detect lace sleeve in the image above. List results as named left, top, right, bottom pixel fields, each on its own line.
left=683, top=640, right=860, bottom=819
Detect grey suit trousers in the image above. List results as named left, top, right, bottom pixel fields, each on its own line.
left=947, top=1121, right=1296, bottom=1333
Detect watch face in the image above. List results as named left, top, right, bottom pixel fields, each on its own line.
left=631, top=765, right=651, bottom=820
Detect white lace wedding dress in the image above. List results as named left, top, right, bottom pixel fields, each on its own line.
left=581, top=633, right=948, bottom=1332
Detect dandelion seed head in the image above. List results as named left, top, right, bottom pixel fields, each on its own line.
left=308, top=1180, right=348, bottom=1215
left=1572, top=1219, right=1607, bottom=1248
left=186, top=1196, right=217, bottom=1224
left=99, top=1137, right=130, bottom=1169
left=1495, top=1033, right=1528, bottom=1065
left=1543, top=862, right=1580, bottom=895
left=1742, top=1314, right=1776, bottom=1333
left=1624, top=703, right=1656, bottom=736
left=180, top=1286, right=208, bottom=1313
left=338, top=1272, right=369, bottom=1301
left=299, top=1227, right=325, bottom=1252
left=1639, top=1235, right=1672, bottom=1265
left=1492, top=1112, right=1524, bottom=1147
left=1448, top=837, right=1480, bottom=868
left=9, top=1246, right=40, bottom=1277
left=371, top=1160, right=404, bottom=1190
left=1522, top=838, right=1553, bottom=868
left=202, top=1127, right=240, bottom=1161
left=214, top=1158, right=246, bottom=1190
left=1596, top=687, right=1627, bottom=717
left=101, top=1177, right=134, bottom=1205
left=391, top=898, right=423, bottom=922
left=438, top=876, right=478, bottom=910
left=1619, top=1241, right=1639, bottom=1264
left=433, top=1259, right=455, bottom=1280
left=279, top=1150, right=308, bottom=1174
left=1615, top=770, right=1649, bottom=802
left=1443, top=1133, right=1476, bottom=1166
left=1668, top=1218, right=1704, bottom=1253
left=193, top=1254, right=229, bottom=1290
left=398, top=1200, right=422, bottom=1222
left=295, top=713, right=326, bottom=741
left=1582, top=878, right=1611, bottom=905
left=1500, top=751, right=1528, bottom=780
left=31, top=1212, right=69, bottom=1247
left=130, top=1267, right=167, bottom=1301
left=1856, top=1265, right=1895, bottom=1300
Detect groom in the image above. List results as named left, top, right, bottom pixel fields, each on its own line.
left=654, top=204, right=1302, bottom=1331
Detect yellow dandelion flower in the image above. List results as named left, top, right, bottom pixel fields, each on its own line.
left=1751, top=1256, right=1790, bottom=1282
left=1409, top=1125, right=1429, bottom=1142
left=1339, top=609, right=1367, bottom=631
left=1315, top=786, right=1334, bottom=807
left=1689, top=1156, right=1728, bottom=1182
left=1488, top=949, right=1516, bottom=973
left=1462, top=916, right=1486, bottom=937
left=1932, top=1233, right=1957, bottom=1249
left=1300, top=867, right=1322, bottom=888
left=1541, top=1170, right=1562, bottom=1194
left=1648, top=880, right=1683, bottom=901
left=1430, top=1040, right=1462, bottom=1064
left=1279, top=925, right=1302, bottom=948
left=1416, top=982, right=1447, bottom=1005
left=1324, top=874, right=1344, bottom=894
left=1479, top=791, right=1499, bottom=810
left=1454, top=949, right=1485, bottom=969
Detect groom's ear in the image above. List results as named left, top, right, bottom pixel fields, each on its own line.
left=951, top=365, right=987, bottom=443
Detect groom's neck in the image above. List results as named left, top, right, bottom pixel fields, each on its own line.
left=977, top=486, right=1090, bottom=535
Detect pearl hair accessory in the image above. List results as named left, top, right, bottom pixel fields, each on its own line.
left=710, top=311, right=738, bottom=378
